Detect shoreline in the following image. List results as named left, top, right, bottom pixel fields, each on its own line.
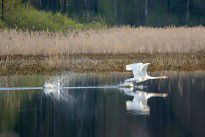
left=0, top=53, right=204, bottom=75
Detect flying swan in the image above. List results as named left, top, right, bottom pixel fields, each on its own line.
left=120, top=63, right=167, bottom=87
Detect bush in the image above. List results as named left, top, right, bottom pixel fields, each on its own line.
left=5, top=6, right=84, bottom=32
left=72, top=11, right=107, bottom=29
left=0, top=20, right=6, bottom=29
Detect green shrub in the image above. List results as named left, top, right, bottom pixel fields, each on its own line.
left=5, top=6, right=84, bottom=32
left=72, top=11, right=107, bottom=29
left=0, top=20, right=6, bottom=29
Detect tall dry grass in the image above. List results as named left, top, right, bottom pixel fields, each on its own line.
left=0, top=27, right=205, bottom=55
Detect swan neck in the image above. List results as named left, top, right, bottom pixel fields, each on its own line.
left=148, top=76, right=167, bottom=79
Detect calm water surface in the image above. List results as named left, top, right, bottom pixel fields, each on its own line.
left=0, top=71, right=204, bottom=137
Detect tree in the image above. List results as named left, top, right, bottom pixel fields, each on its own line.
left=186, top=0, right=190, bottom=24
left=1, top=0, right=4, bottom=20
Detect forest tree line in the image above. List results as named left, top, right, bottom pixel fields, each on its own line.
left=1, top=0, right=205, bottom=26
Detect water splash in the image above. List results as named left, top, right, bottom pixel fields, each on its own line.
left=42, top=72, right=120, bottom=100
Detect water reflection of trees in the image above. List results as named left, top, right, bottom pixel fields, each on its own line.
left=147, top=72, right=205, bottom=137
left=0, top=90, right=40, bottom=137
left=42, top=89, right=128, bottom=137
left=0, top=72, right=204, bottom=137
left=0, top=92, right=21, bottom=133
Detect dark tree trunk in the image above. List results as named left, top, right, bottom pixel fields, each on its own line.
left=63, top=0, right=67, bottom=13
left=53, top=0, right=56, bottom=12
left=144, top=0, right=148, bottom=20
left=1, top=0, right=4, bottom=20
left=114, top=0, right=117, bottom=24
left=93, top=0, right=97, bottom=12
left=186, top=0, right=190, bottom=24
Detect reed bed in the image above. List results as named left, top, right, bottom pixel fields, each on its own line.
left=0, top=27, right=205, bottom=55
left=0, top=27, right=204, bottom=75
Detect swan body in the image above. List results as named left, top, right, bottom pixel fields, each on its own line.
left=123, top=63, right=167, bottom=85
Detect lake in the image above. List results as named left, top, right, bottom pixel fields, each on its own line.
left=0, top=71, right=204, bottom=137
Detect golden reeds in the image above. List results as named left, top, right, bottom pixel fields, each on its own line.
left=0, top=26, right=205, bottom=55
left=0, top=27, right=204, bottom=75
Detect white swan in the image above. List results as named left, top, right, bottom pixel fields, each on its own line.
left=120, top=63, right=167, bottom=87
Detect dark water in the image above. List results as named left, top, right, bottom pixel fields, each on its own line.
left=0, top=71, right=204, bottom=137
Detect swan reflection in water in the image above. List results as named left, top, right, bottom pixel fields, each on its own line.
left=121, top=87, right=167, bottom=115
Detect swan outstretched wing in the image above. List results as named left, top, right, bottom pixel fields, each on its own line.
left=139, top=63, right=150, bottom=75
left=126, top=63, right=143, bottom=71
left=140, top=63, right=150, bottom=71
left=126, top=63, right=151, bottom=78
left=126, top=63, right=143, bottom=78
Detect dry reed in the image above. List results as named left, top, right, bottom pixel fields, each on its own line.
left=0, top=26, right=205, bottom=55
left=0, top=27, right=205, bottom=75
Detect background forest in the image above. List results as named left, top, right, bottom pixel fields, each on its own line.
left=0, top=0, right=205, bottom=31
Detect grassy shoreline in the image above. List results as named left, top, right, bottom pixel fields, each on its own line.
left=0, top=53, right=204, bottom=75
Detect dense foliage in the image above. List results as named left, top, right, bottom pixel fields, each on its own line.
left=0, top=0, right=105, bottom=31
left=27, top=0, right=205, bottom=26
left=4, top=6, right=84, bottom=31
left=0, top=19, right=6, bottom=28
left=0, top=0, right=204, bottom=31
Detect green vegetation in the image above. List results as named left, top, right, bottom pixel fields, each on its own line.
left=0, top=20, right=6, bottom=29
left=29, top=0, right=205, bottom=26
left=0, top=0, right=204, bottom=32
left=0, top=6, right=106, bottom=32
left=2, top=6, right=84, bottom=31
left=5, top=7, right=84, bottom=31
